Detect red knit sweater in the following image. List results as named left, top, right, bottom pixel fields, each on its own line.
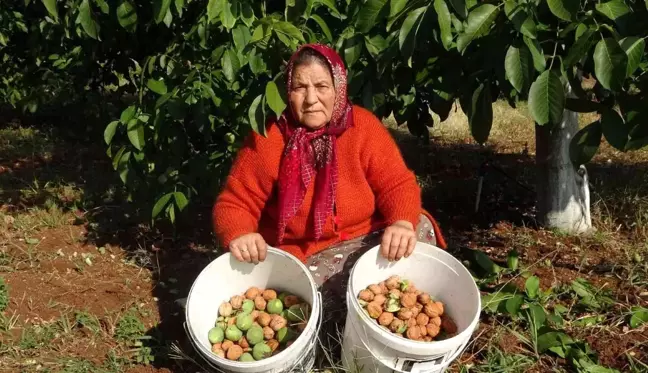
left=213, top=105, right=445, bottom=262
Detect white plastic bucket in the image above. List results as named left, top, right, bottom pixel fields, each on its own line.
left=185, top=247, right=322, bottom=373
left=341, top=242, right=481, bottom=373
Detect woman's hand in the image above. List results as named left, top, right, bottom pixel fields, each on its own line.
left=229, top=233, right=268, bottom=264
left=380, top=220, right=416, bottom=261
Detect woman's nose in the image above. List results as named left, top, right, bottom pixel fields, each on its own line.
left=304, top=87, right=318, bottom=104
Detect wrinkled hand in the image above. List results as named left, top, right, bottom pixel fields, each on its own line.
left=229, top=233, right=267, bottom=264
left=380, top=220, right=416, bottom=261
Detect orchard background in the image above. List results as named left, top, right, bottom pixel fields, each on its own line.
left=0, top=0, right=647, bottom=372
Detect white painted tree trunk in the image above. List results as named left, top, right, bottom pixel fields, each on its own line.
left=534, top=82, right=592, bottom=234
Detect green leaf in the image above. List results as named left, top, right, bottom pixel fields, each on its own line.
left=344, top=35, right=364, bottom=67
left=563, top=28, right=595, bottom=67
left=399, top=7, right=426, bottom=50
left=42, top=0, right=59, bottom=22
left=147, top=79, right=167, bottom=95
left=523, top=36, right=545, bottom=72
left=456, top=4, right=500, bottom=53
left=248, top=48, right=267, bottom=75
left=104, top=121, right=119, bottom=145
left=116, top=0, right=137, bottom=33
left=507, top=249, right=519, bottom=270
left=310, top=14, right=332, bottom=42
left=537, top=331, right=564, bottom=353
left=365, top=35, right=388, bottom=57
left=505, top=43, right=531, bottom=93
left=94, top=0, right=110, bottom=14
left=595, top=0, right=630, bottom=22
left=356, top=0, right=388, bottom=33
left=174, top=0, right=184, bottom=17
left=629, top=307, right=648, bottom=329
left=620, top=37, right=645, bottom=77
left=472, top=249, right=501, bottom=275
left=153, top=0, right=172, bottom=24
left=504, top=1, right=536, bottom=39
left=448, top=0, right=467, bottom=19
left=505, top=294, right=524, bottom=315
left=265, top=81, right=286, bottom=118
left=468, top=82, right=493, bottom=144
left=527, top=304, right=546, bottom=326
left=120, top=106, right=137, bottom=123
left=220, top=0, right=237, bottom=29
left=389, top=0, right=408, bottom=18
left=173, top=192, right=188, bottom=211
left=547, top=0, right=579, bottom=21
left=570, top=121, right=603, bottom=165
left=232, top=25, right=251, bottom=51
left=248, top=94, right=266, bottom=136
left=207, top=0, right=223, bottom=21
left=601, top=108, right=630, bottom=151
left=528, top=70, right=564, bottom=126
left=482, top=292, right=513, bottom=312
left=434, top=0, right=453, bottom=51
left=127, top=119, right=145, bottom=151
left=594, top=38, right=628, bottom=92
left=399, top=6, right=427, bottom=64
left=274, top=21, right=305, bottom=42
left=241, top=3, right=254, bottom=27
left=152, top=193, right=173, bottom=218
left=78, top=0, right=99, bottom=39
left=525, top=276, right=540, bottom=298
left=221, top=49, right=240, bottom=81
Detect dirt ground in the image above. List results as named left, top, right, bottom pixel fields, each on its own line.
left=1, top=102, right=647, bottom=372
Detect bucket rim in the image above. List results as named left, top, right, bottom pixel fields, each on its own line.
left=347, top=242, right=482, bottom=348
left=184, top=246, right=320, bottom=368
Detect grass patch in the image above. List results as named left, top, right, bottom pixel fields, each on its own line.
left=470, top=346, right=536, bottom=373
left=19, top=323, right=57, bottom=350
left=0, top=127, right=54, bottom=160
left=114, top=308, right=146, bottom=342
left=0, top=277, right=8, bottom=312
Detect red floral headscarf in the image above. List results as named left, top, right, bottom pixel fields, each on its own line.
left=276, top=44, right=354, bottom=244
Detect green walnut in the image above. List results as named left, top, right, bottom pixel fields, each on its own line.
left=278, top=292, right=289, bottom=303
left=276, top=327, right=294, bottom=344
left=215, top=320, right=227, bottom=330
left=287, top=304, right=308, bottom=322
left=236, top=314, right=253, bottom=331
left=225, top=325, right=243, bottom=341
left=241, top=299, right=255, bottom=314
left=252, top=342, right=272, bottom=360
left=246, top=325, right=264, bottom=345
left=208, top=327, right=224, bottom=344
left=266, top=299, right=284, bottom=315
left=239, top=352, right=255, bottom=362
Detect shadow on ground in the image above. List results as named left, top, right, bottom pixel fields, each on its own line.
left=2, top=119, right=648, bottom=372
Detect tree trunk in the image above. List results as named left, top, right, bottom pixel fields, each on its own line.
left=535, top=82, right=592, bottom=234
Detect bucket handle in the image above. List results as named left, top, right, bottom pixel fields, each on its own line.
left=183, top=291, right=324, bottom=373
left=347, top=306, right=471, bottom=373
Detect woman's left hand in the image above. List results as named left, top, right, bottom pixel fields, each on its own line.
left=380, top=220, right=417, bottom=261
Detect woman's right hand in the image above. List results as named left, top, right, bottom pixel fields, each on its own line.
left=229, top=233, right=267, bottom=264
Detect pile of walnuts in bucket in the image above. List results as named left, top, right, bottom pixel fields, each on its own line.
left=357, top=275, right=458, bottom=341
left=207, top=287, right=310, bottom=361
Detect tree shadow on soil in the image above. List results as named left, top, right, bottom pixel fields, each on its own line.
left=2, top=120, right=648, bottom=372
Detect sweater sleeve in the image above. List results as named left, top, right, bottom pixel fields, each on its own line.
left=212, top=128, right=281, bottom=248
left=359, top=109, right=422, bottom=229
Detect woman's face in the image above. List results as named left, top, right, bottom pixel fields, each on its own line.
left=289, top=62, right=336, bottom=130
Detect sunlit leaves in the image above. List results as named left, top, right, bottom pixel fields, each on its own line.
left=594, top=38, right=628, bottom=91
left=78, top=0, right=99, bottom=39
left=505, top=43, right=531, bottom=93
left=528, top=70, right=565, bottom=126
left=117, top=0, right=138, bottom=33
left=457, top=4, right=500, bottom=53
left=42, top=0, right=59, bottom=22
left=547, top=0, right=579, bottom=22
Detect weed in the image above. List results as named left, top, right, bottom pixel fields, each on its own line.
left=114, top=308, right=145, bottom=342
left=0, top=309, right=19, bottom=332
left=0, top=277, right=8, bottom=312
left=74, top=311, right=101, bottom=334
left=19, top=324, right=57, bottom=350
left=472, top=346, right=536, bottom=372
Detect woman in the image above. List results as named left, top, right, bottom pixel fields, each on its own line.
left=212, top=44, right=446, bottom=287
